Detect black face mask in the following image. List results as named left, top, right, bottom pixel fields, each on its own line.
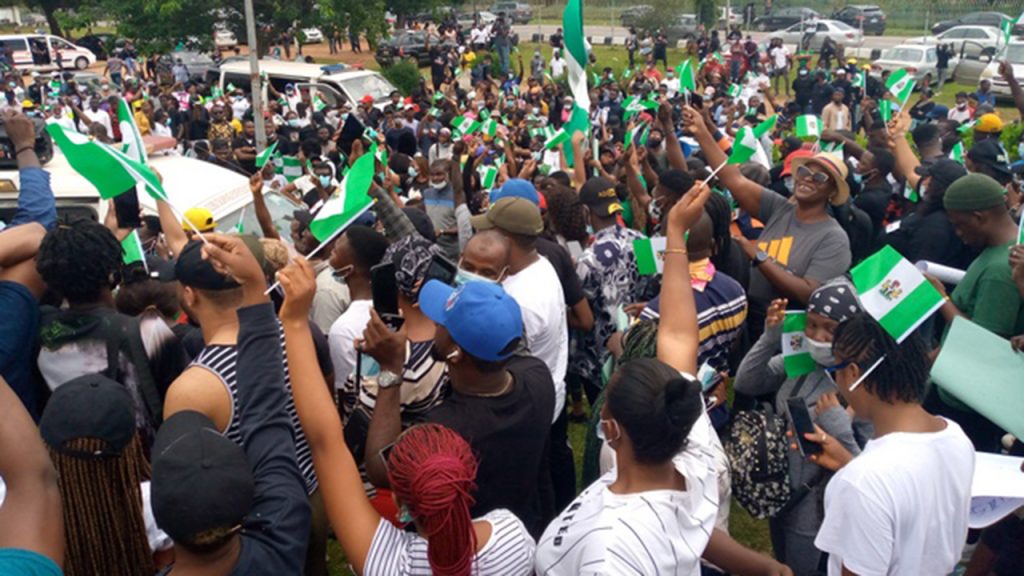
left=648, top=139, right=663, bottom=149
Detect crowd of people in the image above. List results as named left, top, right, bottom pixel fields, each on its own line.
left=1, top=8, right=1024, bottom=576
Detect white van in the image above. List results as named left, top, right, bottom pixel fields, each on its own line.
left=215, top=60, right=397, bottom=110
left=982, top=40, right=1024, bottom=101
left=0, top=34, right=96, bottom=71
left=0, top=153, right=300, bottom=238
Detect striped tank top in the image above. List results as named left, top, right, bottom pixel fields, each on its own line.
left=191, top=326, right=318, bottom=495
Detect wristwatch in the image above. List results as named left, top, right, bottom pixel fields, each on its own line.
left=377, top=370, right=402, bottom=389
left=753, top=249, right=771, bottom=267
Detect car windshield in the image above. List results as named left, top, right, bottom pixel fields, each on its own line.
left=182, top=52, right=214, bottom=66
left=1000, top=44, right=1024, bottom=63
left=217, top=191, right=298, bottom=239
left=883, top=47, right=923, bottom=62
left=339, top=74, right=395, bottom=102
left=832, top=21, right=856, bottom=31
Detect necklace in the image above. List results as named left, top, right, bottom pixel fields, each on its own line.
left=474, top=373, right=513, bottom=398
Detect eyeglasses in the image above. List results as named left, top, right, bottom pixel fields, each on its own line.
left=795, top=165, right=831, bottom=185
left=824, top=355, right=887, bottom=392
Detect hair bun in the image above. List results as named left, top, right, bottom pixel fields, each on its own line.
left=663, top=373, right=702, bottom=430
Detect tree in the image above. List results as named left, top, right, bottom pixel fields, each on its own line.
left=105, top=0, right=220, bottom=53
left=696, top=0, right=717, bottom=29
left=0, top=0, right=82, bottom=36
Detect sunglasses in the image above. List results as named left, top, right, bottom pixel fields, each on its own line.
left=795, top=165, right=831, bottom=185
left=824, top=355, right=887, bottom=392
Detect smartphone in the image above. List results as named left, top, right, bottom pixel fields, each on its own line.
left=113, top=188, right=142, bottom=229
left=787, top=398, right=823, bottom=456
left=423, top=254, right=457, bottom=287
left=370, top=261, right=403, bottom=329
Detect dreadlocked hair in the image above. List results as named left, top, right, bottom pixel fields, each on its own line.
left=832, top=312, right=931, bottom=404
left=37, top=219, right=122, bottom=304
left=704, top=191, right=735, bottom=268
left=620, top=318, right=660, bottom=363
left=544, top=184, right=589, bottom=243
left=49, top=435, right=154, bottom=576
left=387, top=424, right=479, bottom=576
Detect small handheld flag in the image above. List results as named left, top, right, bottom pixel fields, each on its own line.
left=781, top=311, right=816, bottom=377
left=794, top=115, right=820, bottom=141
left=634, top=236, right=668, bottom=275
left=849, top=245, right=944, bottom=342
left=255, top=141, right=278, bottom=169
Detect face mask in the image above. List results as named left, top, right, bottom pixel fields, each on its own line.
left=585, top=224, right=594, bottom=235
left=455, top=267, right=498, bottom=286
left=340, top=112, right=349, bottom=121
left=596, top=418, right=621, bottom=443
left=806, top=337, right=835, bottom=366
left=647, top=201, right=662, bottom=223
left=784, top=176, right=794, bottom=193
left=332, top=264, right=354, bottom=280
left=531, top=107, right=539, bottom=115
left=533, top=150, right=543, bottom=161
left=288, top=119, right=299, bottom=127
left=957, top=102, right=966, bottom=109
left=408, top=166, right=418, bottom=178
left=648, top=139, right=662, bottom=149
left=318, top=175, right=332, bottom=187
left=430, top=180, right=447, bottom=190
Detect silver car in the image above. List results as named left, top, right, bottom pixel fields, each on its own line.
left=906, top=25, right=1002, bottom=60
left=778, top=19, right=864, bottom=51
left=870, top=44, right=953, bottom=85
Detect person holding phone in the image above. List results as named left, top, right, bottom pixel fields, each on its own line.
left=733, top=282, right=868, bottom=576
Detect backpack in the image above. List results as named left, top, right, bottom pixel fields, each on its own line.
left=724, top=374, right=815, bottom=519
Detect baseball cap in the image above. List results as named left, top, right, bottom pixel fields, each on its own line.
left=171, top=240, right=241, bottom=291
left=967, top=140, right=1012, bottom=177
left=579, top=177, right=623, bottom=217
left=489, top=178, right=539, bottom=205
left=385, top=235, right=443, bottom=300
left=975, top=113, right=1003, bottom=134
left=914, top=158, right=967, bottom=189
left=470, top=197, right=544, bottom=236
left=943, top=173, right=1007, bottom=212
left=182, top=207, right=217, bottom=233
left=360, top=94, right=374, bottom=105
left=151, top=411, right=254, bottom=544
left=289, top=209, right=313, bottom=231
left=39, top=374, right=136, bottom=459
left=419, top=280, right=523, bottom=362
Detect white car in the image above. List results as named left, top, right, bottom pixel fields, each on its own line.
left=870, top=44, right=954, bottom=85
left=983, top=40, right=1024, bottom=100
left=301, top=28, right=323, bottom=43
left=457, top=11, right=497, bottom=28
left=907, top=25, right=1002, bottom=60
left=214, top=28, right=237, bottom=49
left=718, top=7, right=740, bottom=27
left=778, top=19, right=863, bottom=51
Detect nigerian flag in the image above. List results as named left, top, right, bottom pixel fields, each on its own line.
left=562, top=0, right=590, bottom=112
left=121, top=230, right=147, bottom=268
left=752, top=114, right=778, bottom=139
left=821, top=141, right=844, bottom=155
left=633, top=236, right=667, bottom=276
left=677, top=60, right=696, bottom=93
left=850, top=245, right=944, bottom=342
left=625, top=122, right=650, bottom=150
left=781, top=311, right=816, bottom=378
left=885, top=69, right=915, bottom=107
left=451, top=115, right=480, bottom=135
left=274, top=155, right=304, bottom=182
left=903, top=181, right=919, bottom=203
left=726, top=84, right=741, bottom=98
left=851, top=70, right=866, bottom=89
left=727, top=127, right=760, bottom=165
left=481, top=118, right=498, bottom=138
left=949, top=141, right=964, bottom=164
left=308, top=146, right=376, bottom=242
left=879, top=99, right=894, bottom=123
left=234, top=207, right=246, bottom=234
left=1018, top=209, right=1024, bottom=244
left=795, top=115, right=820, bottom=140
left=1000, top=15, right=1019, bottom=45
left=255, top=141, right=278, bottom=169
left=544, top=127, right=569, bottom=149
left=478, top=165, right=498, bottom=189
left=118, top=98, right=146, bottom=163
left=46, top=123, right=166, bottom=201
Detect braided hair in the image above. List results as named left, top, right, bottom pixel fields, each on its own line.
left=704, top=191, right=736, bottom=270
left=832, top=313, right=931, bottom=404
left=544, top=184, right=589, bottom=244
left=387, top=424, right=479, bottom=576
left=36, top=219, right=122, bottom=304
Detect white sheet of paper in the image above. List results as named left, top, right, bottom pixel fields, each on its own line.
left=969, top=452, right=1024, bottom=528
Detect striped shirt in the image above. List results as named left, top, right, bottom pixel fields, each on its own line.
left=364, top=509, right=536, bottom=575
left=534, top=411, right=720, bottom=576
left=191, top=325, right=318, bottom=495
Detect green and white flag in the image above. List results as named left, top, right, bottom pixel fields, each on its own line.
left=46, top=123, right=166, bottom=201
left=677, top=60, right=696, bottom=93
left=211, top=86, right=223, bottom=99
left=312, top=95, right=327, bottom=112
left=903, top=181, right=919, bottom=203
left=255, top=141, right=278, bottom=169
left=478, top=165, right=498, bottom=189
left=781, top=311, right=816, bottom=378
left=633, top=236, right=667, bottom=276
left=727, top=127, right=760, bottom=165
left=562, top=0, right=591, bottom=113
left=1017, top=209, right=1024, bottom=244
left=752, top=114, right=778, bottom=139
left=957, top=120, right=976, bottom=135
left=544, top=127, right=569, bottom=150
left=726, top=84, right=741, bottom=98
left=481, top=118, right=498, bottom=138
left=121, top=230, right=147, bottom=269
left=274, top=155, right=305, bottom=182
left=308, top=146, right=376, bottom=242
left=821, top=141, right=844, bottom=155
left=850, top=245, right=944, bottom=342
left=851, top=70, right=866, bottom=89
left=625, top=122, right=650, bottom=150
left=949, top=141, right=964, bottom=164
left=118, top=98, right=146, bottom=163
left=879, top=99, right=894, bottom=123
left=794, top=115, right=820, bottom=140
left=885, top=69, right=915, bottom=107
left=1000, top=15, right=1020, bottom=45
left=234, top=207, right=245, bottom=234
left=451, top=115, right=480, bottom=135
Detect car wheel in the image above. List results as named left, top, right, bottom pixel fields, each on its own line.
left=75, top=57, right=88, bottom=70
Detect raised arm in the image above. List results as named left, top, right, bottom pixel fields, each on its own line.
left=656, top=181, right=712, bottom=376
left=683, top=105, right=764, bottom=217
left=658, top=103, right=687, bottom=172
left=998, top=61, right=1024, bottom=120
left=5, top=111, right=55, bottom=230
left=277, top=259, right=381, bottom=575
left=248, top=172, right=281, bottom=240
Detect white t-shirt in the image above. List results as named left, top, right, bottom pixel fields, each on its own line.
left=534, top=410, right=720, bottom=575
left=551, top=57, right=567, bottom=78
left=328, top=299, right=373, bottom=392
left=660, top=77, right=679, bottom=98
left=815, top=418, right=975, bottom=576
left=502, top=257, right=568, bottom=422
left=770, top=45, right=790, bottom=70
left=364, top=508, right=535, bottom=575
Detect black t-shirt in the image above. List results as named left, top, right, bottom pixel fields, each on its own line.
left=885, top=209, right=977, bottom=271
left=233, top=135, right=257, bottom=174
left=854, top=183, right=891, bottom=235
left=424, top=356, right=555, bottom=538
left=536, top=237, right=585, bottom=308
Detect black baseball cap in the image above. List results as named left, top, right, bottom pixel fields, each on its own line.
left=967, top=140, right=1012, bottom=177
left=171, top=240, right=240, bottom=291
left=39, top=374, right=136, bottom=459
left=151, top=410, right=255, bottom=544
left=579, top=177, right=623, bottom=217
left=913, top=159, right=967, bottom=189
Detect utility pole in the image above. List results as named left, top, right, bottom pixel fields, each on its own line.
left=244, top=0, right=267, bottom=150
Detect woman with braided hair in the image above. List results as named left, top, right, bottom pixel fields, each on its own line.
left=275, top=256, right=536, bottom=576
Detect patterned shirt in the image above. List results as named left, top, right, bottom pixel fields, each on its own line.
left=571, top=225, right=655, bottom=380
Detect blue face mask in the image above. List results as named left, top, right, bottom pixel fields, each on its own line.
left=318, top=175, right=332, bottom=187
left=455, top=267, right=502, bottom=286
left=408, top=166, right=418, bottom=178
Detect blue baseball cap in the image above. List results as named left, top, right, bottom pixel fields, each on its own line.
left=419, top=279, right=523, bottom=362
left=489, top=178, right=538, bottom=205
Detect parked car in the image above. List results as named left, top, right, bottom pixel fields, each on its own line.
left=0, top=34, right=96, bottom=70
left=718, top=6, right=741, bottom=28
left=457, top=11, right=498, bottom=28
left=216, top=60, right=398, bottom=111
left=777, top=19, right=863, bottom=50
left=907, top=26, right=1002, bottom=60
left=830, top=5, right=886, bottom=35
left=620, top=5, right=654, bottom=28
left=664, top=14, right=700, bottom=44
left=73, top=33, right=115, bottom=60
left=173, top=51, right=218, bottom=83
left=301, top=28, right=323, bottom=43
left=213, top=29, right=237, bottom=50
left=375, top=30, right=456, bottom=68
left=931, top=11, right=1023, bottom=36
left=753, top=7, right=820, bottom=32
left=870, top=44, right=952, bottom=86
left=490, top=2, right=532, bottom=24
left=983, top=40, right=1024, bottom=101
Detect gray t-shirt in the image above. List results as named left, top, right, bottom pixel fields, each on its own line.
left=747, top=189, right=851, bottom=310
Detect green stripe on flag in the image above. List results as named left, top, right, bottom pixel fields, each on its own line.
left=308, top=145, right=376, bottom=243
left=118, top=98, right=147, bottom=163
left=121, top=230, right=146, bottom=266
left=255, top=141, right=278, bottom=169
left=1018, top=210, right=1024, bottom=244
left=875, top=280, right=944, bottom=344
left=850, top=245, right=943, bottom=342
left=46, top=123, right=166, bottom=201
left=850, top=245, right=904, bottom=293
left=633, top=237, right=665, bottom=275
left=781, top=311, right=816, bottom=378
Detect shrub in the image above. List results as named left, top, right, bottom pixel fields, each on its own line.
left=381, top=59, right=422, bottom=96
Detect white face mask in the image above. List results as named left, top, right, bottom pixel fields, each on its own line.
left=806, top=337, right=835, bottom=367
left=784, top=176, right=794, bottom=193
left=430, top=180, right=447, bottom=190
left=455, top=267, right=499, bottom=286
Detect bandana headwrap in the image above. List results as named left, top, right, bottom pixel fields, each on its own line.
left=807, top=282, right=861, bottom=324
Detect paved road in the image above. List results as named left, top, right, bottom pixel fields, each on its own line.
left=513, top=23, right=914, bottom=51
